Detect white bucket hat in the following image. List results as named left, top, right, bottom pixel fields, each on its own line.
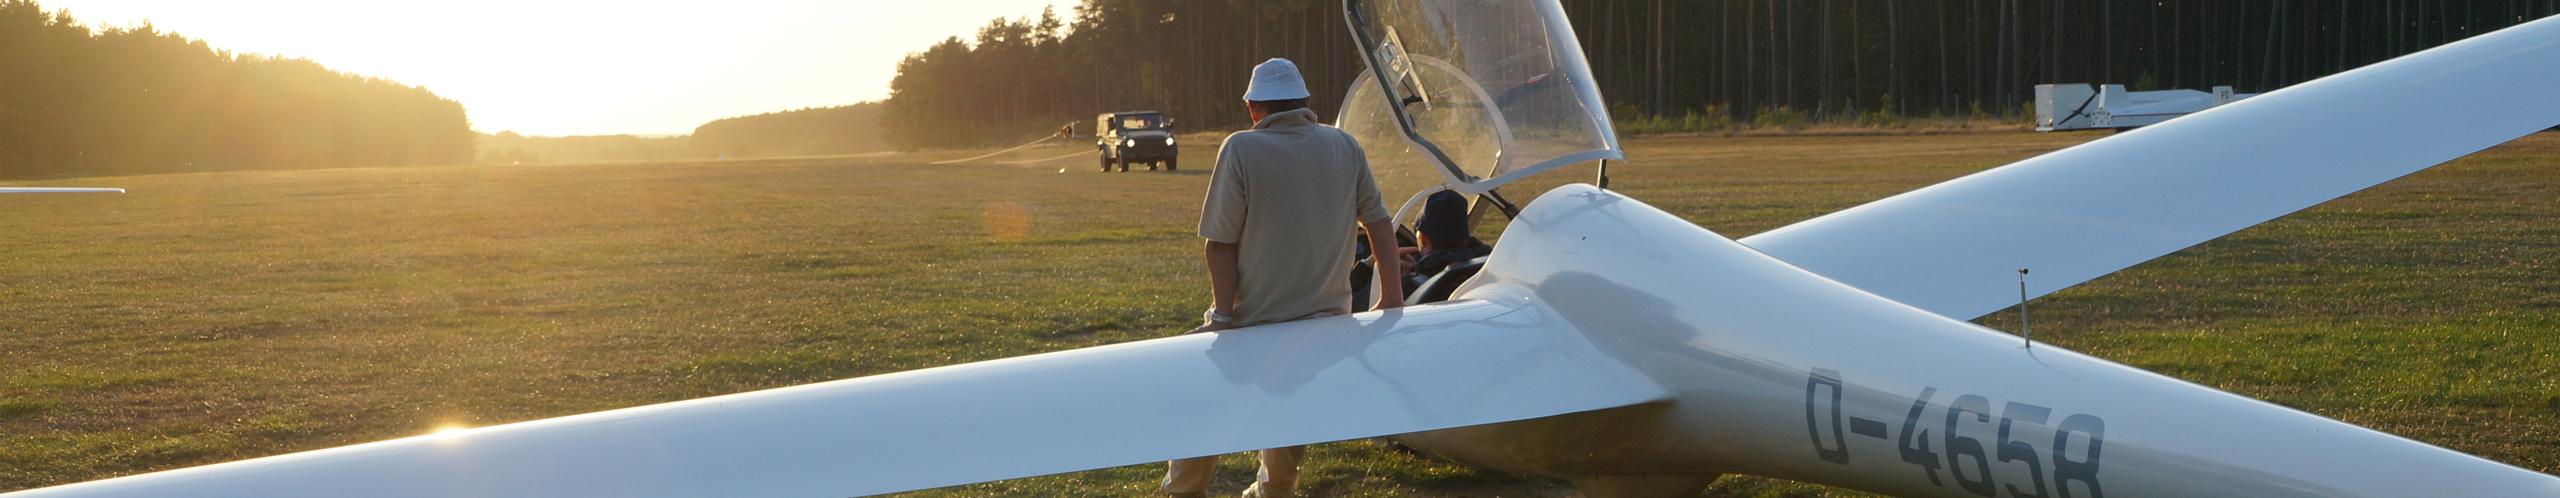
left=1242, top=58, right=1311, bottom=101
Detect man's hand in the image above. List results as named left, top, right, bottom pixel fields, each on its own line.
left=1184, top=320, right=1233, bottom=335
left=1372, top=290, right=1407, bottom=310
left=1201, top=240, right=1243, bottom=333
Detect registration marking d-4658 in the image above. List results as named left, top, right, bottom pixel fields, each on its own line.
left=1805, top=368, right=2107, bottom=498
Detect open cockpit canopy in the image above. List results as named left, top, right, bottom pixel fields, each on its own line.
left=1338, top=0, right=1622, bottom=196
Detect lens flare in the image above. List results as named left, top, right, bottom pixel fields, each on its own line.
left=984, top=202, right=1030, bottom=242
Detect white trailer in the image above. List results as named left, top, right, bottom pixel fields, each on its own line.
left=2035, top=83, right=2256, bottom=131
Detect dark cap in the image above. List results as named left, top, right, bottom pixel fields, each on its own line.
left=1417, top=190, right=1470, bottom=245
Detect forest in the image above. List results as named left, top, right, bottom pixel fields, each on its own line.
left=883, top=0, right=2560, bottom=150
left=471, top=104, right=886, bottom=165
left=690, top=102, right=887, bottom=159
left=0, top=0, right=474, bottom=180
left=474, top=132, right=689, bottom=166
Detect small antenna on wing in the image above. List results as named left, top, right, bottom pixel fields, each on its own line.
left=2017, top=268, right=2031, bottom=349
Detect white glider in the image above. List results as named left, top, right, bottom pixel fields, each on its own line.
left=10, top=1, right=2560, bottom=497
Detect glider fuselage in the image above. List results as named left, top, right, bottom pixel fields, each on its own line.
left=1389, top=184, right=2560, bottom=498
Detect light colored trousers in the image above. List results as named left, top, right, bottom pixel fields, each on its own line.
left=1161, top=446, right=1303, bottom=496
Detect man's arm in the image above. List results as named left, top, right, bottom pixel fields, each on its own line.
left=1364, top=217, right=1406, bottom=310
left=1341, top=131, right=1401, bottom=309
left=1188, top=240, right=1244, bottom=334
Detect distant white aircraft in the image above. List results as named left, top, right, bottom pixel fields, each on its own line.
left=10, top=1, right=2560, bottom=497
left=0, top=188, right=123, bottom=194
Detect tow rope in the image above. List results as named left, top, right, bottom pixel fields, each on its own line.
left=994, top=150, right=1099, bottom=165
left=930, top=123, right=1080, bottom=165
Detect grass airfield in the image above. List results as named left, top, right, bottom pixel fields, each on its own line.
left=2, top=131, right=2555, bottom=497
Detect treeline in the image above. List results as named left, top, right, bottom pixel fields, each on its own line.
left=474, top=103, right=888, bottom=165
left=883, top=2, right=1364, bottom=150
left=885, top=0, right=2560, bottom=146
left=692, top=102, right=885, bottom=159
left=475, top=132, right=688, bottom=166
left=1580, top=0, right=2560, bottom=122
left=0, top=0, right=474, bottom=180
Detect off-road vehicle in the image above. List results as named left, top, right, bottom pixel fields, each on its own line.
left=1096, top=111, right=1177, bottom=172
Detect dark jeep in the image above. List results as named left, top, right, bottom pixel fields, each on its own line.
left=1096, top=111, right=1177, bottom=172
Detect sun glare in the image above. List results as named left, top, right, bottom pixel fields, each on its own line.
left=430, top=425, right=473, bottom=440
left=31, top=0, right=1078, bottom=136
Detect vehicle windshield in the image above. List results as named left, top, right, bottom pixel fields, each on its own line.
left=1117, top=115, right=1165, bottom=131
left=1338, top=0, right=1622, bottom=195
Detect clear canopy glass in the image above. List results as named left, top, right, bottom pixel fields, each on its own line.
left=1338, top=0, right=1622, bottom=196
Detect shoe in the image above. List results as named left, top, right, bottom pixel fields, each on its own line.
left=1241, top=482, right=1296, bottom=498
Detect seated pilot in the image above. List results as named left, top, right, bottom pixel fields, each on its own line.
left=1401, top=190, right=1493, bottom=300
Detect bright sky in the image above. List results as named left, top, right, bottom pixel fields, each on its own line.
left=41, top=0, right=1079, bottom=136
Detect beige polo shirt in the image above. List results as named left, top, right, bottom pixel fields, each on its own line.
left=1199, top=108, right=1391, bottom=327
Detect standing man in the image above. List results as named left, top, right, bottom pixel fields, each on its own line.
left=1165, top=58, right=1405, bottom=498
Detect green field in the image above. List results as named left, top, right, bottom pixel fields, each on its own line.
left=3, top=131, right=2554, bottom=497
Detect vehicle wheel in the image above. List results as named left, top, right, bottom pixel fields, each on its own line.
left=1166, top=158, right=1178, bottom=171
left=1115, top=156, right=1129, bottom=172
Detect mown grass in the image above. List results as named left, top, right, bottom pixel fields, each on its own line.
left=3, top=131, right=2555, bottom=497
